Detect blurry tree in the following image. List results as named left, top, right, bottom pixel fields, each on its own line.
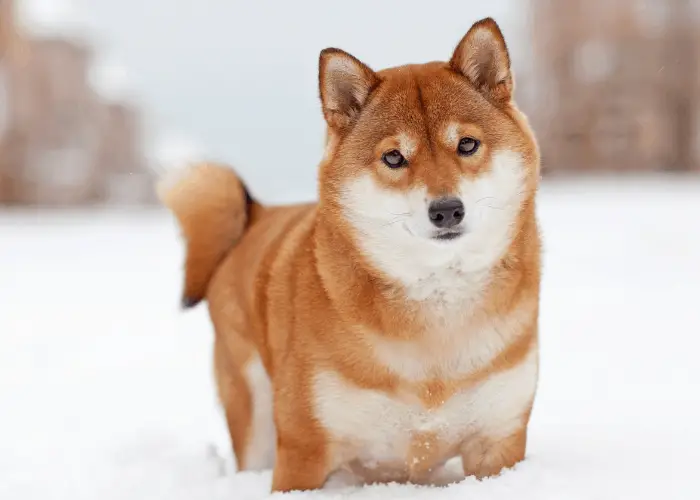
left=528, top=0, right=700, bottom=173
left=0, top=0, right=155, bottom=207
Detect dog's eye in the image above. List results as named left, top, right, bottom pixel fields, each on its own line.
left=457, top=137, right=480, bottom=156
left=382, top=149, right=407, bottom=168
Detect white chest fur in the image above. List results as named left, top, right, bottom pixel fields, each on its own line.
left=327, top=149, right=537, bottom=473
left=372, top=297, right=537, bottom=381
left=312, top=340, right=538, bottom=471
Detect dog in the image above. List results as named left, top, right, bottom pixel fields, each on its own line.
left=159, top=17, right=541, bottom=493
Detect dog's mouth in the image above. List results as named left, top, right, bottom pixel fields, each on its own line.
left=401, top=222, right=464, bottom=242
left=432, top=230, right=464, bottom=242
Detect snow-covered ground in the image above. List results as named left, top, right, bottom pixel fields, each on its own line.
left=2, top=177, right=700, bottom=499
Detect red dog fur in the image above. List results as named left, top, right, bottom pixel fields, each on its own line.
left=159, top=17, right=541, bottom=493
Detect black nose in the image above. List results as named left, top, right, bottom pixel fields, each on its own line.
left=428, top=197, right=465, bottom=228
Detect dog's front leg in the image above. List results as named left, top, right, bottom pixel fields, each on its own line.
left=270, top=436, right=330, bottom=493
left=460, top=428, right=527, bottom=480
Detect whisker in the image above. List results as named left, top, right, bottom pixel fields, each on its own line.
left=473, top=189, right=535, bottom=212
left=474, top=196, right=497, bottom=205
left=382, top=219, right=405, bottom=228
left=380, top=211, right=412, bottom=227
left=474, top=196, right=507, bottom=211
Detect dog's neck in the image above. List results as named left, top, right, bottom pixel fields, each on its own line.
left=313, top=199, right=537, bottom=333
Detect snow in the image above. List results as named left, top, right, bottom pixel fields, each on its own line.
left=19, top=0, right=91, bottom=38
left=2, top=177, right=700, bottom=499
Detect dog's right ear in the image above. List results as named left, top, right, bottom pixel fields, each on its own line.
left=319, top=48, right=379, bottom=131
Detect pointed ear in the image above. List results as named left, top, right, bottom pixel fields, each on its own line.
left=319, top=48, right=379, bottom=130
left=450, top=18, right=513, bottom=104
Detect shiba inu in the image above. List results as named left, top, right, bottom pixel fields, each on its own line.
left=159, top=17, right=541, bottom=493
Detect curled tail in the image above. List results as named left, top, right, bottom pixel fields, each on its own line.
left=157, top=162, right=253, bottom=308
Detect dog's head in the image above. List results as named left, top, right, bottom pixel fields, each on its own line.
left=318, top=18, right=539, bottom=292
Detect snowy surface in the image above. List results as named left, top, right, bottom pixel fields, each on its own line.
left=2, top=177, right=700, bottom=499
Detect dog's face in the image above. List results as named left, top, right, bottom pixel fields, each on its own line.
left=318, top=18, right=539, bottom=292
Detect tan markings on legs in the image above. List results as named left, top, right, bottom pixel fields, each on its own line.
left=461, top=427, right=527, bottom=479
left=241, top=354, right=276, bottom=470
left=407, top=432, right=464, bottom=486
left=213, top=336, right=253, bottom=470
left=407, top=431, right=442, bottom=479
left=271, top=438, right=330, bottom=492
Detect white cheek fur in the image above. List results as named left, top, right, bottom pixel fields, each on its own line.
left=340, top=150, right=526, bottom=302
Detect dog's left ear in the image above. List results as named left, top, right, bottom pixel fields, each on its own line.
left=450, top=18, right=513, bottom=104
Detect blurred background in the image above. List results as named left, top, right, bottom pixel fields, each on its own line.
left=1, top=0, right=699, bottom=207
left=2, top=1, right=700, bottom=499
